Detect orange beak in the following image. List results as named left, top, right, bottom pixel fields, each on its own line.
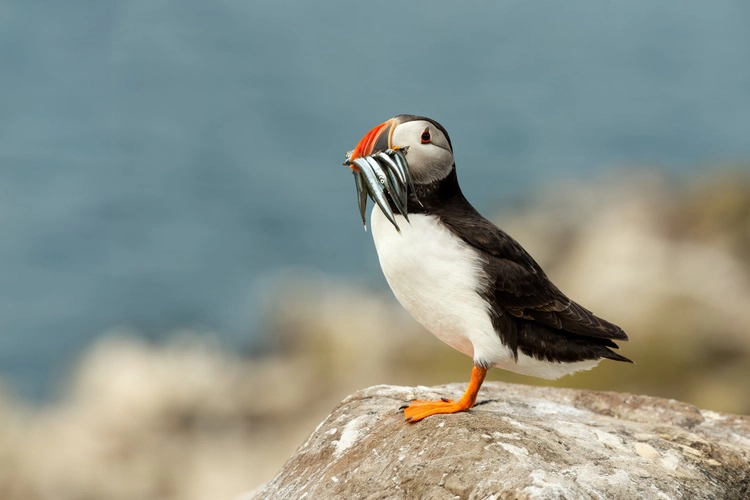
left=347, top=118, right=396, bottom=171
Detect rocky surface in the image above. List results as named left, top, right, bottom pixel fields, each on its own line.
left=252, top=383, right=750, bottom=499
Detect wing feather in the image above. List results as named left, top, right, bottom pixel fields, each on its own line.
left=439, top=205, right=628, bottom=341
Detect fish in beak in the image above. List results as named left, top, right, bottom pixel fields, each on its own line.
left=343, top=119, right=418, bottom=232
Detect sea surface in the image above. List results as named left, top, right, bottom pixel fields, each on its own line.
left=2, top=0, right=750, bottom=399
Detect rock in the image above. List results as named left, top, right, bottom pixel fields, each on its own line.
left=251, top=383, right=750, bottom=499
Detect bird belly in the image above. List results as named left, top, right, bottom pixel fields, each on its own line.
left=371, top=210, right=512, bottom=366
left=371, top=209, right=603, bottom=379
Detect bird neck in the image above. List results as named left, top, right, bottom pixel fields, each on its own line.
left=409, top=166, right=466, bottom=215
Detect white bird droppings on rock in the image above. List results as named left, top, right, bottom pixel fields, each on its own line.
left=523, top=470, right=570, bottom=498
left=334, top=415, right=370, bottom=457
left=499, top=442, right=529, bottom=457
left=660, top=449, right=681, bottom=471
left=594, top=429, right=627, bottom=451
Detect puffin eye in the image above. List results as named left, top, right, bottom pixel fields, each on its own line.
left=420, top=128, right=431, bottom=144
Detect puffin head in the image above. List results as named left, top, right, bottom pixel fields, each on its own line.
left=349, top=114, right=454, bottom=185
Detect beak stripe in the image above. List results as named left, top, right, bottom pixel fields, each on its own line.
left=350, top=120, right=394, bottom=162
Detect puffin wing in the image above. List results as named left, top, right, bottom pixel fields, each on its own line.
left=440, top=206, right=628, bottom=341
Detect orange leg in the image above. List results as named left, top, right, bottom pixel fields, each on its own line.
left=402, top=365, right=488, bottom=423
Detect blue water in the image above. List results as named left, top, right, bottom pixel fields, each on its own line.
left=2, top=0, right=749, bottom=399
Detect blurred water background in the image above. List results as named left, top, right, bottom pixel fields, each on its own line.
left=1, top=1, right=750, bottom=498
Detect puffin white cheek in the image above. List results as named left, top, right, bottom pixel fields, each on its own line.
left=409, top=147, right=453, bottom=184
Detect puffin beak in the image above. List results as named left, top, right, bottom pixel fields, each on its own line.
left=347, top=119, right=395, bottom=171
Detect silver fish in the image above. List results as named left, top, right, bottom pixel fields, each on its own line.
left=364, top=156, right=409, bottom=221
left=390, top=149, right=421, bottom=207
left=352, top=170, right=368, bottom=230
left=345, top=148, right=418, bottom=232
left=374, top=152, right=408, bottom=209
left=352, top=157, right=400, bottom=231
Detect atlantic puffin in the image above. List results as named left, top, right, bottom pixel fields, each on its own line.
left=346, top=114, right=631, bottom=422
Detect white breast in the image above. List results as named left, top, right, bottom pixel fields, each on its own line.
left=370, top=208, right=512, bottom=366
left=370, top=208, right=601, bottom=379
